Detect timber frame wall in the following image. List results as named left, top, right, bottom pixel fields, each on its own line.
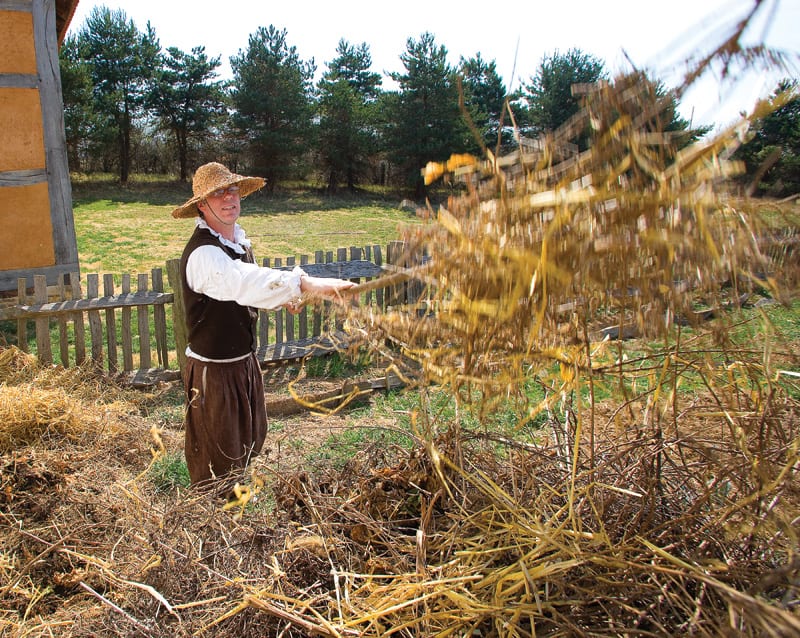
left=0, top=0, right=79, bottom=292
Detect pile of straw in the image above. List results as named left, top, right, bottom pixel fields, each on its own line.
left=0, top=384, right=82, bottom=451
left=0, top=346, right=145, bottom=453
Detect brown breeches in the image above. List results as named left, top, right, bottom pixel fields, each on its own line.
left=182, top=353, right=267, bottom=488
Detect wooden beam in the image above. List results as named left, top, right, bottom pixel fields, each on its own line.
left=33, top=0, right=78, bottom=267
left=265, top=374, right=407, bottom=416
left=0, top=262, right=79, bottom=290
left=0, top=169, right=48, bottom=185
left=0, top=74, right=38, bottom=88
left=0, top=290, right=174, bottom=320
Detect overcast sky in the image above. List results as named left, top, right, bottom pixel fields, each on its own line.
left=68, top=0, right=799, bottom=129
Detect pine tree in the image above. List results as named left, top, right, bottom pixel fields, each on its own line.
left=229, top=26, right=316, bottom=190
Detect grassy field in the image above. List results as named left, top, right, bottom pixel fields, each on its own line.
left=71, top=173, right=423, bottom=278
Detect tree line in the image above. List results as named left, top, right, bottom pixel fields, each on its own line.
left=60, top=6, right=798, bottom=198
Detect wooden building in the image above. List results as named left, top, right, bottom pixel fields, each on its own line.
left=0, top=0, right=80, bottom=292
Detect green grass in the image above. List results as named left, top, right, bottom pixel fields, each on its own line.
left=301, top=377, right=553, bottom=470
left=71, top=173, right=422, bottom=279
left=347, top=378, right=549, bottom=438
left=730, top=299, right=800, bottom=346
left=148, top=453, right=191, bottom=493
left=303, top=351, right=373, bottom=378
left=306, top=423, right=414, bottom=471
left=139, top=383, right=185, bottom=424
left=574, top=298, right=800, bottom=409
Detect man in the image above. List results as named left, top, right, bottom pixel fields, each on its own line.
left=171, top=162, right=355, bottom=489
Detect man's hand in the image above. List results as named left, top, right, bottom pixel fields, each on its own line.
left=284, top=299, right=305, bottom=314
left=299, top=275, right=357, bottom=300
left=283, top=276, right=356, bottom=313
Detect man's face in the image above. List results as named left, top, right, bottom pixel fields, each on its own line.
left=198, top=185, right=241, bottom=229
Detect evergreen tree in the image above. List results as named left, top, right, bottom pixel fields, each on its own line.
left=324, top=40, right=382, bottom=100
left=735, top=79, right=800, bottom=197
left=523, top=48, right=607, bottom=149
left=458, top=53, right=512, bottom=154
left=387, top=32, right=470, bottom=198
left=148, top=46, right=228, bottom=181
left=58, top=34, right=94, bottom=172
left=317, top=40, right=382, bottom=192
left=79, top=7, right=160, bottom=183
left=229, top=25, right=316, bottom=191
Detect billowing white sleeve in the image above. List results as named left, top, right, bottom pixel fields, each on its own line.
left=186, top=245, right=303, bottom=310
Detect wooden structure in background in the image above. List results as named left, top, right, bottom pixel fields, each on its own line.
left=0, top=0, right=81, bottom=292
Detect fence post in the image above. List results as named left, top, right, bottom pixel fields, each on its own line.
left=386, top=240, right=406, bottom=307
left=152, top=268, right=169, bottom=368
left=33, top=275, right=52, bottom=364
left=285, top=256, right=295, bottom=342
left=374, top=245, right=384, bottom=309
left=313, top=251, right=324, bottom=337
left=136, top=274, right=152, bottom=369
left=166, top=258, right=187, bottom=376
left=273, top=257, right=284, bottom=345
left=70, top=273, right=86, bottom=365
left=86, top=274, right=103, bottom=366
left=299, top=254, right=309, bottom=339
left=57, top=274, right=70, bottom=366
left=17, top=278, right=28, bottom=353
left=120, top=274, right=134, bottom=371
left=103, top=274, right=118, bottom=373
left=259, top=257, right=271, bottom=350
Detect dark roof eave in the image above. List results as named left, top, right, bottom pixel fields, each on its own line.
left=56, top=0, right=80, bottom=46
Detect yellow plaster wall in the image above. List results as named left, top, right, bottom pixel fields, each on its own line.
left=0, top=88, right=46, bottom=172
left=0, top=10, right=37, bottom=75
left=0, top=183, right=55, bottom=270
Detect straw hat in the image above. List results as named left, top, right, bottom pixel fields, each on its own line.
left=171, top=162, right=266, bottom=218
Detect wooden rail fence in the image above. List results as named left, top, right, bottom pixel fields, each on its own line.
left=0, top=269, right=172, bottom=378
left=0, top=242, right=416, bottom=384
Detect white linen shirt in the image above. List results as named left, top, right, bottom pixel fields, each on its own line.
left=185, top=218, right=304, bottom=310
left=184, top=220, right=305, bottom=362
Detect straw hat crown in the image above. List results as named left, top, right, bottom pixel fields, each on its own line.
left=171, top=162, right=266, bottom=218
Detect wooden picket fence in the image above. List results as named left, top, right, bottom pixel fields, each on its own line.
left=0, top=242, right=416, bottom=385
left=0, top=269, right=172, bottom=382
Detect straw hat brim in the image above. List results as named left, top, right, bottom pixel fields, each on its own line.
left=171, top=175, right=266, bottom=219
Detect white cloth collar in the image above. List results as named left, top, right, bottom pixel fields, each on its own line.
left=195, top=218, right=252, bottom=253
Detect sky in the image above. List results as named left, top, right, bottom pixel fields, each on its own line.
left=67, top=0, right=799, bottom=129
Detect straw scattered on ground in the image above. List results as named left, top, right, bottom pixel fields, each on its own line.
left=3, top=3, right=800, bottom=636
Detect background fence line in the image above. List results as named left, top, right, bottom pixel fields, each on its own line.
left=0, top=242, right=411, bottom=384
